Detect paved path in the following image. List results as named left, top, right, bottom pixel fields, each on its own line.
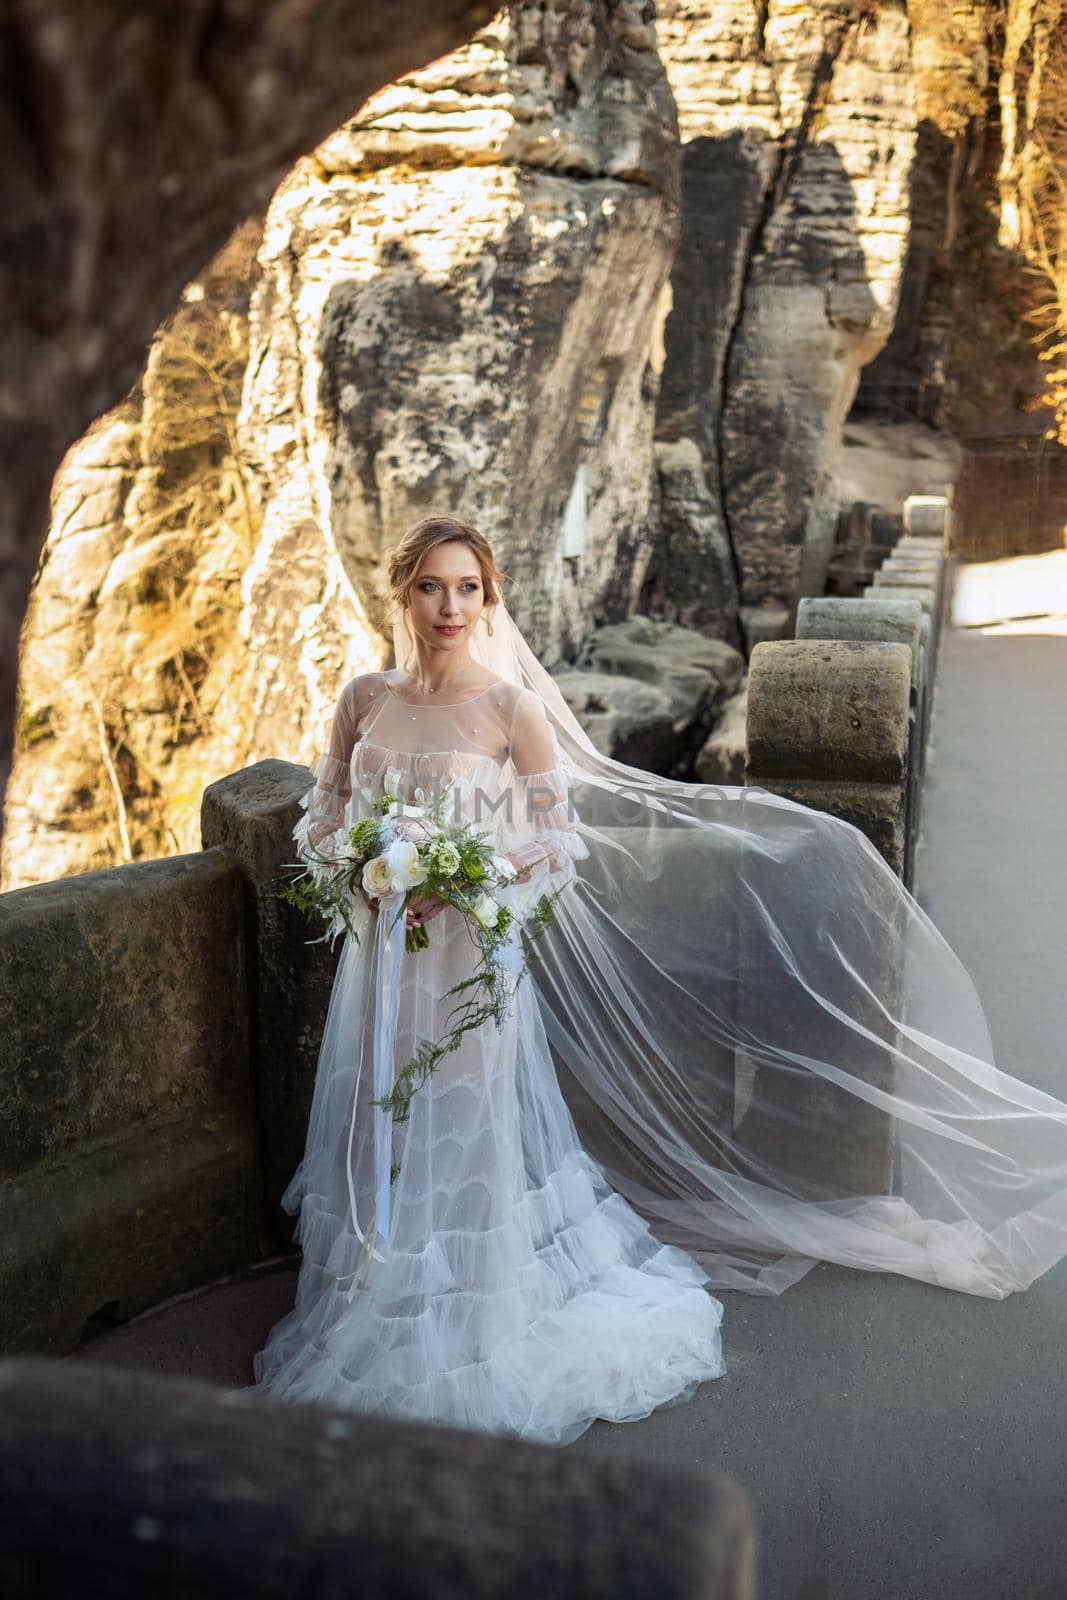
left=79, top=558, right=1067, bottom=1598
left=578, top=559, right=1067, bottom=1597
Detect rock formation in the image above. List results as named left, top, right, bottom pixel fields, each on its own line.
left=238, top=2, right=681, bottom=665
left=6, top=0, right=1065, bottom=883
left=646, top=0, right=918, bottom=649
left=0, top=0, right=504, bottom=851
left=6, top=0, right=682, bottom=884
left=4, top=226, right=267, bottom=886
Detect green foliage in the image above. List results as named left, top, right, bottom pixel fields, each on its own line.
left=372, top=888, right=562, bottom=1133
left=276, top=780, right=569, bottom=1186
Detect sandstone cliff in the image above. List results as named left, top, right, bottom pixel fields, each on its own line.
left=239, top=1, right=680, bottom=673
left=647, top=0, right=917, bottom=649
left=4, top=225, right=264, bottom=886
left=5, top=0, right=1062, bottom=888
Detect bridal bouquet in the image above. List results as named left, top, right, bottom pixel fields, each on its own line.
left=280, top=780, right=564, bottom=1135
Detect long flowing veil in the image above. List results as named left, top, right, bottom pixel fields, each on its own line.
left=393, top=599, right=1067, bottom=1298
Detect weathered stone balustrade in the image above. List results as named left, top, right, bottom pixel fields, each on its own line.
left=0, top=852, right=268, bottom=1355
left=0, top=1358, right=755, bottom=1599
left=795, top=596, right=927, bottom=885
left=739, top=499, right=949, bottom=1191
left=751, top=495, right=948, bottom=881
left=745, top=638, right=914, bottom=872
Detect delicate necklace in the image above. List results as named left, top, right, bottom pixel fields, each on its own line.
left=408, top=665, right=479, bottom=696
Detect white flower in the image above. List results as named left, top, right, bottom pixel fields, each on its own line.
left=430, top=841, right=462, bottom=877
left=469, top=891, right=500, bottom=931
left=362, top=854, right=395, bottom=897
left=384, top=839, right=428, bottom=892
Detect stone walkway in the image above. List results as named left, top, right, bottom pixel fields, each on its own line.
left=77, top=553, right=1067, bottom=1598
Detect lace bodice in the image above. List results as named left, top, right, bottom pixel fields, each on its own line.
left=351, top=672, right=516, bottom=813
left=292, top=668, right=590, bottom=918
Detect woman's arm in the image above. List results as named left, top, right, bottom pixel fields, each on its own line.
left=298, top=680, right=358, bottom=850
left=499, top=689, right=589, bottom=919
left=295, top=677, right=384, bottom=914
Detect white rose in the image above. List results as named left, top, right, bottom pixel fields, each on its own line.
left=362, top=854, right=394, bottom=898
left=384, top=839, right=428, bottom=893
left=469, top=891, right=500, bottom=931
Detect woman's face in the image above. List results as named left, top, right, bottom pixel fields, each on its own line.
left=406, top=540, right=488, bottom=658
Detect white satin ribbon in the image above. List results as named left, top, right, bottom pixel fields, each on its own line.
left=341, top=886, right=406, bottom=1302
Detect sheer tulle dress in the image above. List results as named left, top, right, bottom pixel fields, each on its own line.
left=251, top=669, right=726, bottom=1445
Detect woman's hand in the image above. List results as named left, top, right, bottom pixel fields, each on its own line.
left=405, top=890, right=449, bottom=931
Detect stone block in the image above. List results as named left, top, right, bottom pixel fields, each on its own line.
left=741, top=641, right=911, bottom=1191
left=202, top=761, right=340, bottom=1246
left=0, top=850, right=265, bottom=1354
left=795, top=597, right=924, bottom=690
left=745, top=640, right=911, bottom=789
left=795, top=596, right=929, bottom=890
left=551, top=669, right=678, bottom=771
left=903, top=494, right=948, bottom=536
left=864, top=581, right=942, bottom=688
left=741, top=776, right=905, bottom=875
left=864, top=581, right=936, bottom=615
left=883, top=553, right=940, bottom=572
left=0, top=1359, right=757, bottom=1599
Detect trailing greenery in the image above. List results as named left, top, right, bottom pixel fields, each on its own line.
left=278, top=779, right=566, bottom=1181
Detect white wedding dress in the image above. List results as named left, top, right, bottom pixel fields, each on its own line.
left=251, top=668, right=726, bottom=1445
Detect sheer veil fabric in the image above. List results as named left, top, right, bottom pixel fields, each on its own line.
left=252, top=591, right=1067, bottom=1445
left=395, top=598, right=1067, bottom=1301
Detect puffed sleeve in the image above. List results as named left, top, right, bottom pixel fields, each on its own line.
left=499, top=687, right=589, bottom=922
left=292, top=679, right=358, bottom=870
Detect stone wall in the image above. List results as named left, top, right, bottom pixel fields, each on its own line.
left=0, top=849, right=268, bottom=1355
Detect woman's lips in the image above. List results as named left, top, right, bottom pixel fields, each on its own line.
left=435, top=625, right=463, bottom=634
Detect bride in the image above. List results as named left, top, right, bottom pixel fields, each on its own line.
left=251, top=513, right=1067, bottom=1444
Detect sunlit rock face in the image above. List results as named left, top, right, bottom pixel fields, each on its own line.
left=4, top=2, right=679, bottom=887
left=647, top=0, right=918, bottom=643
left=239, top=2, right=680, bottom=662
left=3, top=225, right=262, bottom=888
left=2, top=222, right=381, bottom=891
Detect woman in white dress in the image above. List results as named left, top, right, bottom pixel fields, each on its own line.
left=252, top=518, right=726, bottom=1444
left=252, top=513, right=1067, bottom=1442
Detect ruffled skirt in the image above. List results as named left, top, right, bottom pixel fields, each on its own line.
left=251, top=910, right=725, bottom=1445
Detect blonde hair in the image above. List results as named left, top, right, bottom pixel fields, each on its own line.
left=384, top=515, right=508, bottom=665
